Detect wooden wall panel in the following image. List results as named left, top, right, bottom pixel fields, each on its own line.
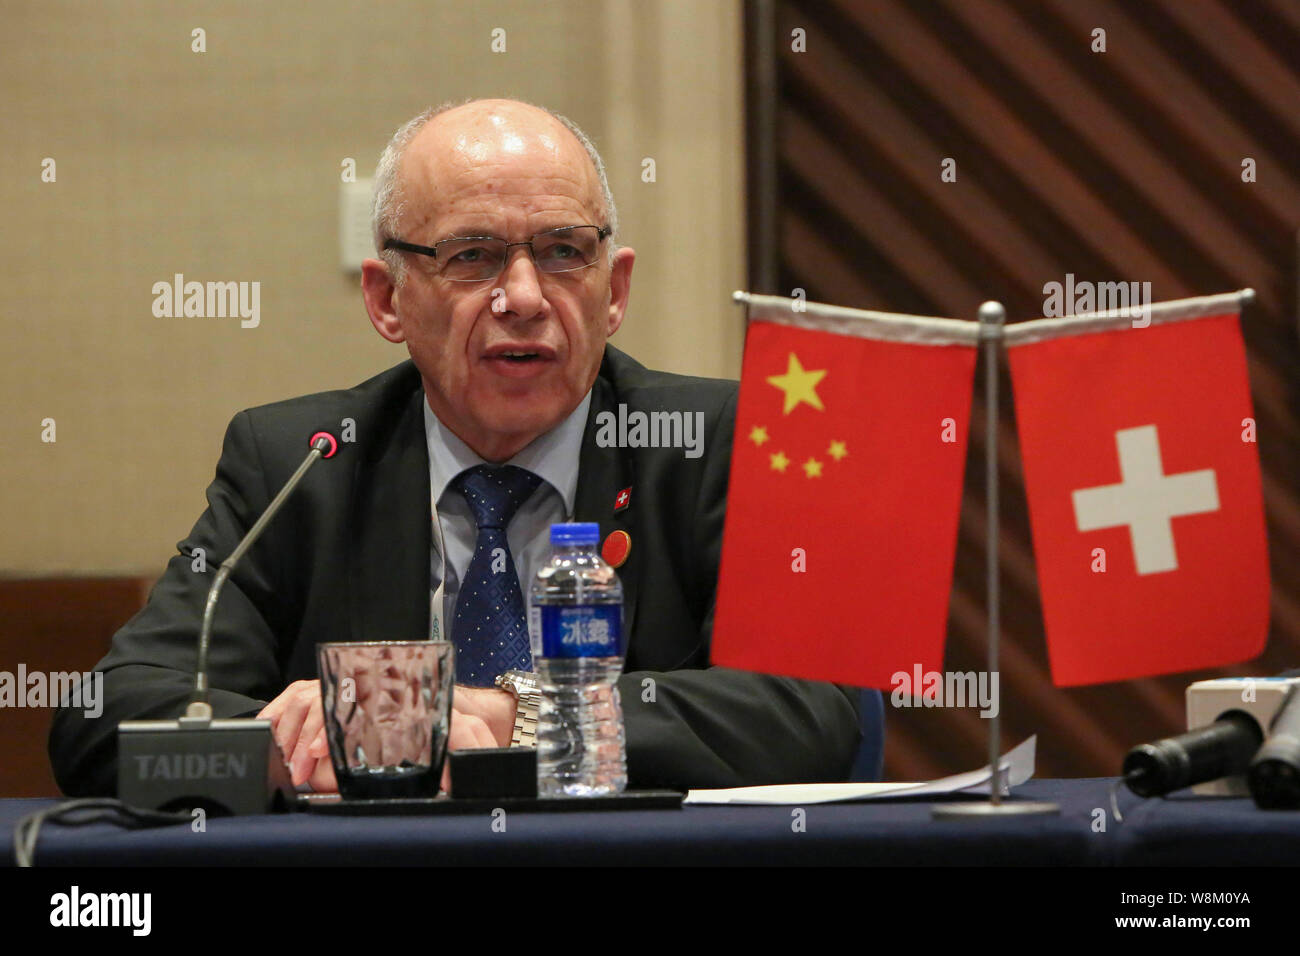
left=0, top=578, right=148, bottom=796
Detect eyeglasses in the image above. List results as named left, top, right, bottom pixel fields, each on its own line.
left=383, top=224, right=611, bottom=283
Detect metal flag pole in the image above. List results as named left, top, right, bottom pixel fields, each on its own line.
left=933, top=301, right=1057, bottom=819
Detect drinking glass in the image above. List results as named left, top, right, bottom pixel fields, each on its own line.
left=316, top=641, right=454, bottom=798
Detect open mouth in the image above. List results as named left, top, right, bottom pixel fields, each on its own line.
left=483, top=345, right=555, bottom=377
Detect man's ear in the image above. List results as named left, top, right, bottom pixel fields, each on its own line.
left=362, top=258, right=406, bottom=343
left=606, top=246, right=635, bottom=337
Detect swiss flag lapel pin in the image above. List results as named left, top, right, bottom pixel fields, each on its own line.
left=614, top=486, right=632, bottom=513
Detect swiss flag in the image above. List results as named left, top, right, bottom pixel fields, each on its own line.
left=712, top=314, right=976, bottom=690
left=1007, top=312, right=1269, bottom=685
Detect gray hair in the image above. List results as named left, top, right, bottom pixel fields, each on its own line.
left=371, top=99, right=620, bottom=286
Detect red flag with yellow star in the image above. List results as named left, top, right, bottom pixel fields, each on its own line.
left=712, top=294, right=978, bottom=690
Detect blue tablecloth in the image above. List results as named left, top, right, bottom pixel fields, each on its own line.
left=4, top=778, right=1299, bottom=866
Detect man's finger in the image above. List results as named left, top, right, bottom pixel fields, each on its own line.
left=268, top=681, right=319, bottom=765
left=289, top=698, right=328, bottom=785
left=256, top=695, right=284, bottom=723
left=258, top=678, right=316, bottom=722
left=274, top=703, right=308, bottom=765
left=307, top=755, right=338, bottom=794
left=307, top=726, right=328, bottom=759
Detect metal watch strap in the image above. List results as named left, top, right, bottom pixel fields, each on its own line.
left=512, top=694, right=539, bottom=748
left=496, top=671, right=541, bottom=749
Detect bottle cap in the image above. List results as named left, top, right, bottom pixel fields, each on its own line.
left=550, top=522, right=600, bottom=546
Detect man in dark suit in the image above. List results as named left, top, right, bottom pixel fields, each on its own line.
left=49, top=99, right=862, bottom=795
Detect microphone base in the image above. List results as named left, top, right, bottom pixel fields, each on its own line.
left=117, top=716, right=295, bottom=816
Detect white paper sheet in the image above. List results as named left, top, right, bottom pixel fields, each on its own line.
left=683, top=735, right=1036, bottom=806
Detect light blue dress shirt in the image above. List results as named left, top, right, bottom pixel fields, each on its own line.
left=423, top=391, right=592, bottom=648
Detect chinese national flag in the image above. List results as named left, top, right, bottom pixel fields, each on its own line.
left=712, top=312, right=976, bottom=690
left=1007, top=312, right=1269, bottom=686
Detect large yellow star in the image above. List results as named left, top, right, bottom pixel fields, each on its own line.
left=749, top=425, right=769, bottom=446
left=827, top=440, right=847, bottom=462
left=802, top=457, right=823, bottom=478
left=769, top=450, right=790, bottom=473
left=766, top=353, right=827, bottom=415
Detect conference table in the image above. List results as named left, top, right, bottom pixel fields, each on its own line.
left=3, top=778, right=1297, bottom=866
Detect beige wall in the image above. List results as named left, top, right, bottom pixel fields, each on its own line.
left=0, top=0, right=744, bottom=574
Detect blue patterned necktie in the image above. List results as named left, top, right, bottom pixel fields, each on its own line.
left=451, top=464, right=543, bottom=686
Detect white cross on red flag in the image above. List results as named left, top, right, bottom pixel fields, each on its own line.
left=1006, top=296, right=1269, bottom=685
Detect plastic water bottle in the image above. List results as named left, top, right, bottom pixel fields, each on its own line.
left=529, top=522, right=627, bottom=796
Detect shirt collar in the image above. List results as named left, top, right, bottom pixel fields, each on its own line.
left=423, top=389, right=591, bottom=515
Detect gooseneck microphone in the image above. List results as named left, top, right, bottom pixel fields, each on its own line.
left=1122, top=712, right=1264, bottom=798
left=1248, top=685, right=1300, bottom=809
left=189, top=431, right=337, bottom=715
left=117, top=431, right=338, bottom=815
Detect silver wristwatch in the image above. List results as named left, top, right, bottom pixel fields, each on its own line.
left=494, top=670, right=541, bottom=748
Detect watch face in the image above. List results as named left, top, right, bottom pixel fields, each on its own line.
left=496, top=670, right=539, bottom=697
left=514, top=672, right=540, bottom=695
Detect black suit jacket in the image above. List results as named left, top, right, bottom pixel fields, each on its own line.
left=49, top=345, right=861, bottom=794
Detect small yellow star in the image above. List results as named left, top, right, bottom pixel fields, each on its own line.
left=803, top=457, right=823, bottom=478
left=766, top=353, right=827, bottom=415
left=749, top=425, right=769, bottom=446
left=828, top=440, right=847, bottom=461
left=769, top=451, right=790, bottom=473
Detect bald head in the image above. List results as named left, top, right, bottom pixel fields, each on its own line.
left=372, top=99, right=618, bottom=284
left=416, top=100, right=597, bottom=189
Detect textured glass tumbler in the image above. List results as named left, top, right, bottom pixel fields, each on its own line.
left=316, top=641, right=455, bottom=799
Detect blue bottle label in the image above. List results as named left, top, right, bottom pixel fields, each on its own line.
left=536, top=605, right=623, bottom=658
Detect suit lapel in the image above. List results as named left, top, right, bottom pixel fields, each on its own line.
left=574, top=370, right=640, bottom=640
left=348, top=387, right=432, bottom=644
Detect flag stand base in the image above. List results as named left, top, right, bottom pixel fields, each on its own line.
left=932, top=800, right=1059, bottom=819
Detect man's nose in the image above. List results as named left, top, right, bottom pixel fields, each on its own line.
left=492, top=247, right=545, bottom=319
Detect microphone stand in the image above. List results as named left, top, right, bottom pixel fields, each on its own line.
left=117, top=433, right=337, bottom=815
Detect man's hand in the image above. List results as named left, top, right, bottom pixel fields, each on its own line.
left=451, top=684, right=517, bottom=748
left=256, top=679, right=512, bottom=794
left=258, top=680, right=334, bottom=790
